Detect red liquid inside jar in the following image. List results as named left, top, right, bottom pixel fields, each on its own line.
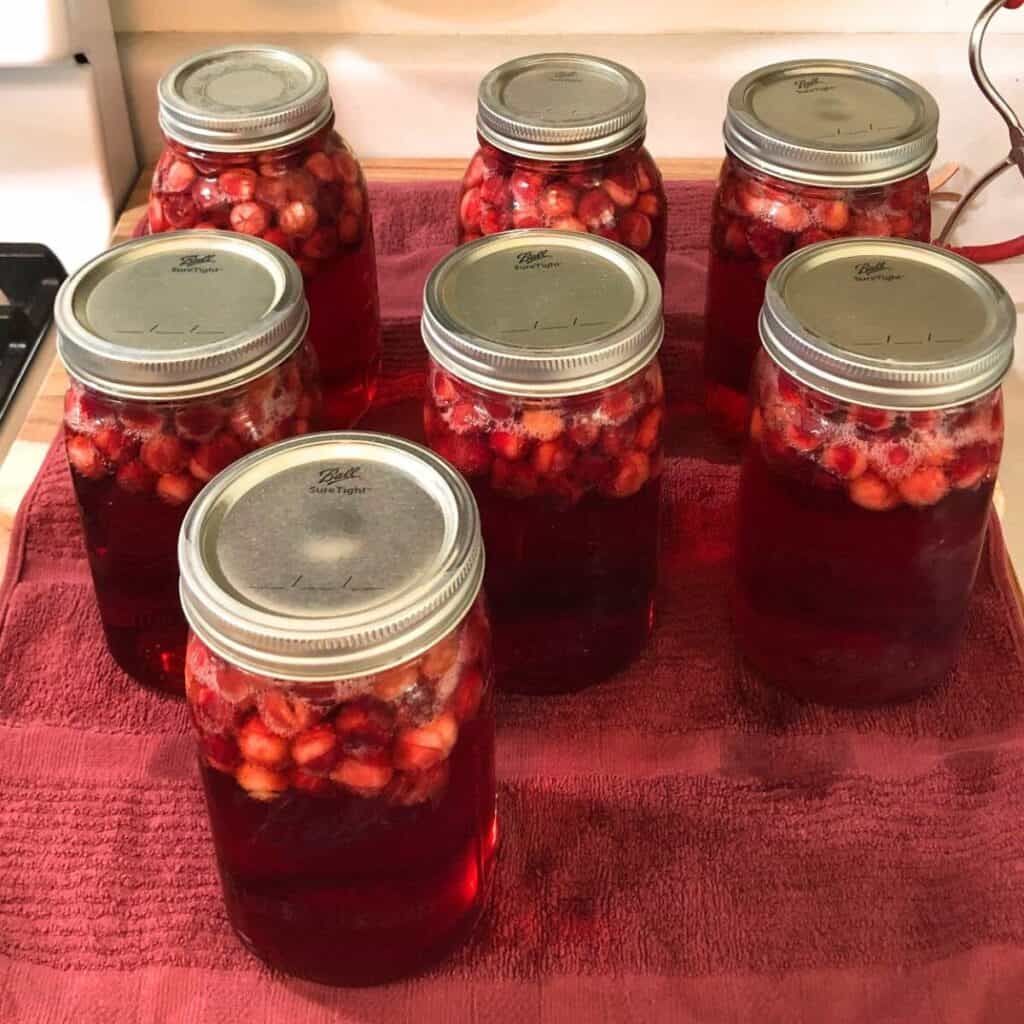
left=147, top=122, right=380, bottom=428
left=64, top=345, right=321, bottom=694
left=704, top=156, right=932, bottom=439
left=424, top=359, right=664, bottom=694
left=736, top=354, right=1003, bottom=705
left=457, top=140, right=668, bottom=283
left=187, top=600, right=496, bottom=985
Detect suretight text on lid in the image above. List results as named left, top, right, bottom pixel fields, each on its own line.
left=477, top=53, right=647, bottom=161
left=759, top=237, right=1016, bottom=410
left=178, top=432, right=485, bottom=682
left=158, top=44, right=333, bottom=153
left=421, top=229, right=663, bottom=397
left=56, top=231, right=308, bottom=401
left=724, top=59, right=939, bottom=187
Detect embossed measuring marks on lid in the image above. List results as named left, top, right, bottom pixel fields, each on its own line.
left=724, top=60, right=939, bottom=187
left=477, top=52, right=647, bottom=160
left=158, top=44, right=332, bottom=152
left=421, top=229, right=663, bottom=397
left=55, top=231, right=307, bottom=400
left=760, top=238, right=1016, bottom=409
left=179, top=432, right=484, bottom=680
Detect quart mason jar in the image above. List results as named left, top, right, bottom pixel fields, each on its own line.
left=736, top=239, right=1015, bottom=706
left=422, top=230, right=665, bottom=694
left=705, top=60, right=939, bottom=439
left=149, top=44, right=380, bottom=428
left=56, top=232, right=321, bottom=695
left=459, top=53, right=667, bottom=282
left=178, top=433, right=495, bottom=986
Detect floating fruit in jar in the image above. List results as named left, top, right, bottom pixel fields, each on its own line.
left=735, top=238, right=1015, bottom=706
left=56, top=232, right=322, bottom=695
left=422, top=230, right=665, bottom=694
left=178, top=432, right=494, bottom=986
left=151, top=44, right=381, bottom=428
left=704, top=60, right=939, bottom=440
left=459, top=53, right=668, bottom=282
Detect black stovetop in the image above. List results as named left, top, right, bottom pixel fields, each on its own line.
left=0, top=244, right=66, bottom=425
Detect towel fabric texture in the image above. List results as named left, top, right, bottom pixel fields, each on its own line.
left=2, top=181, right=1024, bottom=1023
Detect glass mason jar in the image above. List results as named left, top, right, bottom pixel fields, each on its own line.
left=178, top=433, right=495, bottom=986
left=422, top=230, right=665, bottom=694
left=459, top=53, right=667, bottom=283
left=56, top=232, right=321, bottom=695
left=149, top=44, right=380, bottom=428
left=705, top=60, right=939, bottom=439
left=736, top=239, right=1015, bottom=706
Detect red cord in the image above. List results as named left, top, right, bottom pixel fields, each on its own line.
left=946, top=235, right=1024, bottom=263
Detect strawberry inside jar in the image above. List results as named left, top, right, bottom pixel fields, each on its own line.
left=56, top=232, right=322, bottom=696
left=735, top=238, right=1015, bottom=706
left=460, top=53, right=667, bottom=282
left=422, top=230, right=665, bottom=694
left=178, top=432, right=495, bottom=986
left=704, top=60, right=939, bottom=441
left=151, top=45, right=380, bottom=428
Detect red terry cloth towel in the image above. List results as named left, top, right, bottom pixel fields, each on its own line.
left=2, top=181, right=1024, bottom=1024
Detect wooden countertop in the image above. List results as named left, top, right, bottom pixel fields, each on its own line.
left=0, top=157, right=721, bottom=575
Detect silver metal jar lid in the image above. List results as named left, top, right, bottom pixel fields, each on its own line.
left=724, top=60, right=939, bottom=187
left=760, top=239, right=1016, bottom=410
left=422, top=230, right=663, bottom=398
left=477, top=53, right=647, bottom=161
left=56, top=231, right=308, bottom=402
left=178, top=432, right=485, bottom=681
left=158, top=44, right=333, bottom=153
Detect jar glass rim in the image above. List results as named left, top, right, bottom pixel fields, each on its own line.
left=723, top=59, right=939, bottom=188
left=476, top=52, right=648, bottom=162
left=421, top=230, right=664, bottom=398
left=759, top=238, right=1016, bottom=410
left=55, top=232, right=309, bottom=402
left=178, top=432, right=486, bottom=681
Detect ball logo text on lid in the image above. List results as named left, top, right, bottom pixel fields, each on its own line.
left=852, top=260, right=904, bottom=283
left=309, top=465, right=369, bottom=496
left=173, top=253, right=220, bottom=274
left=514, top=248, right=559, bottom=270
left=793, top=76, right=836, bottom=95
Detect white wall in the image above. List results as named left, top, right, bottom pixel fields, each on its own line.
left=110, top=0, right=1024, bottom=34
left=118, top=30, right=1024, bottom=170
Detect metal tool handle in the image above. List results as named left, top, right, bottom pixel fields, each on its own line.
left=937, top=0, right=1024, bottom=259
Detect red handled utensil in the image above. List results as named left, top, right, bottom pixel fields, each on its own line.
left=937, top=0, right=1024, bottom=262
